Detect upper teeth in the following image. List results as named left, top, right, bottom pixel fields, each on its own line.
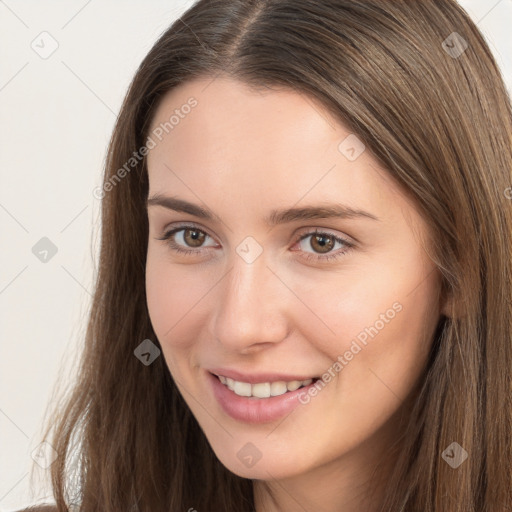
left=218, top=375, right=313, bottom=398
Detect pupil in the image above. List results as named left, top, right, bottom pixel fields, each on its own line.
left=313, top=234, right=333, bottom=253
left=185, top=229, right=205, bottom=247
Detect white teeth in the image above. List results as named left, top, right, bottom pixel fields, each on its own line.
left=252, top=382, right=271, bottom=398
left=233, top=381, right=252, bottom=397
left=270, top=381, right=288, bottom=396
left=218, top=375, right=314, bottom=398
left=286, top=380, right=301, bottom=391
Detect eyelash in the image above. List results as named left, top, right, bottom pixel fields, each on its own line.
left=156, top=223, right=355, bottom=262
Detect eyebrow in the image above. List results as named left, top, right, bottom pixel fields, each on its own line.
left=146, top=194, right=380, bottom=225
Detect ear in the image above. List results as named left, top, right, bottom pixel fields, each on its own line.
left=440, top=297, right=452, bottom=318
left=439, top=285, right=462, bottom=319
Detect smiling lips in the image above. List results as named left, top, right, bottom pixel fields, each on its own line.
left=208, top=370, right=321, bottom=423
left=216, top=374, right=315, bottom=398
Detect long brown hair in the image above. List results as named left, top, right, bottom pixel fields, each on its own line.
left=33, top=1, right=512, bottom=510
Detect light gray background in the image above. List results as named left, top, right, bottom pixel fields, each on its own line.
left=1, top=1, right=511, bottom=510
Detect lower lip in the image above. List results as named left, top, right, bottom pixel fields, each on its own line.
left=208, top=371, right=318, bottom=424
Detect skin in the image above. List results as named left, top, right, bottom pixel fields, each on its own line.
left=145, top=76, right=447, bottom=512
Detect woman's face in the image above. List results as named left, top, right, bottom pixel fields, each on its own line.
left=145, top=76, right=444, bottom=483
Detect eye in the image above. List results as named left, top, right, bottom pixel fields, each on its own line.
left=292, top=229, right=354, bottom=262
left=156, top=224, right=217, bottom=256
left=156, top=224, right=354, bottom=262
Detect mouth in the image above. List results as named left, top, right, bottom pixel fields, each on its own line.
left=208, top=370, right=323, bottom=424
left=211, top=372, right=320, bottom=399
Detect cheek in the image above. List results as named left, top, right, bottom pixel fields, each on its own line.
left=281, top=261, right=411, bottom=356
left=146, top=256, right=172, bottom=333
left=145, top=258, right=201, bottom=378
left=289, top=251, right=440, bottom=391
left=146, top=251, right=189, bottom=344
left=326, top=298, right=438, bottom=445
left=145, top=251, right=217, bottom=351
left=287, top=263, right=440, bottom=449
left=331, top=270, right=439, bottom=415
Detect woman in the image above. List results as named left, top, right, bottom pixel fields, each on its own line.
left=21, top=0, right=512, bottom=510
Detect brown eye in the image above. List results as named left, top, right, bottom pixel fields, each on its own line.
left=294, top=229, right=354, bottom=262
left=309, top=233, right=335, bottom=254
left=157, top=225, right=217, bottom=255
left=183, top=228, right=206, bottom=247
left=158, top=225, right=353, bottom=262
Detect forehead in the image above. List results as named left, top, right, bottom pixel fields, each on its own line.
left=147, top=76, right=340, bottom=170
left=146, top=76, right=413, bottom=225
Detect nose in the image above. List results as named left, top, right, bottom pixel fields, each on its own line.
left=211, top=250, right=290, bottom=353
